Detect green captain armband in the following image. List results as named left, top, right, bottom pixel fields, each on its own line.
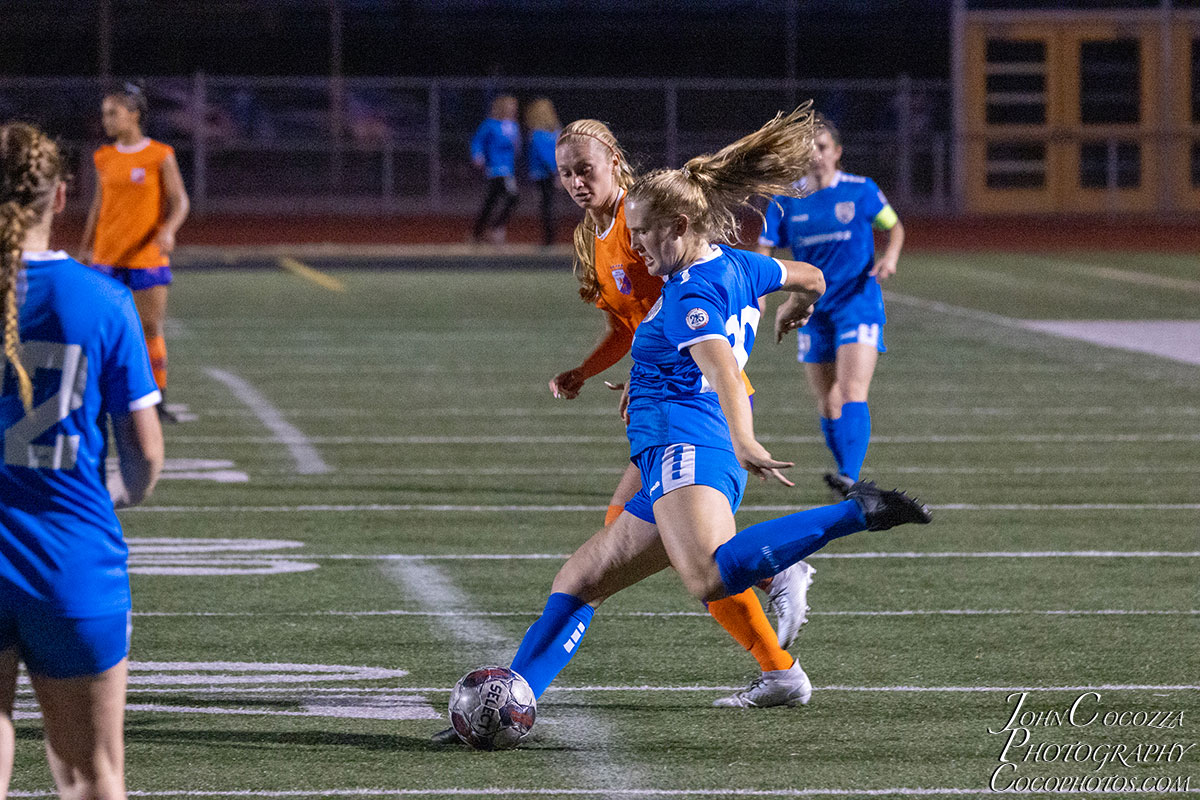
left=872, top=205, right=899, bottom=231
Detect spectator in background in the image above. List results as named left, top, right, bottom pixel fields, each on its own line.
left=469, top=94, right=520, bottom=245
left=524, top=97, right=560, bottom=246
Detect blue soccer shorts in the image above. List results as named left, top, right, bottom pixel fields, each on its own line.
left=91, top=264, right=174, bottom=291
left=797, top=288, right=887, bottom=364
left=0, top=600, right=131, bottom=679
left=624, top=443, right=748, bottom=524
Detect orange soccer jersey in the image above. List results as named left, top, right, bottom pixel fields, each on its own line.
left=92, top=139, right=174, bottom=269
left=592, top=192, right=754, bottom=395
left=591, top=192, right=662, bottom=335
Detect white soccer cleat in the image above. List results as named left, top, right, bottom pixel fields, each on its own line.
left=712, top=660, right=812, bottom=708
left=767, top=560, right=815, bottom=649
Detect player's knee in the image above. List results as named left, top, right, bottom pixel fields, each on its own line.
left=58, top=771, right=124, bottom=800
left=839, top=379, right=870, bottom=404
left=677, top=565, right=726, bottom=604
left=819, top=385, right=845, bottom=417
left=550, top=562, right=604, bottom=605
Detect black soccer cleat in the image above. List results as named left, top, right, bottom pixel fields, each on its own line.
left=430, top=726, right=465, bottom=746
left=847, top=480, right=933, bottom=531
left=822, top=472, right=855, bottom=499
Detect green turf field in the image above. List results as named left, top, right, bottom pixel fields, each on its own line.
left=11, top=251, right=1197, bottom=798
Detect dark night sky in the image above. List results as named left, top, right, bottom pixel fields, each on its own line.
left=8, top=0, right=1190, bottom=80
left=3, top=1, right=956, bottom=79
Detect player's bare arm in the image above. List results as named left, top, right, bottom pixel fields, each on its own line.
left=689, top=337, right=794, bottom=486
left=871, top=218, right=904, bottom=280
left=156, top=151, right=190, bottom=253
left=78, top=169, right=102, bottom=263
left=108, top=406, right=164, bottom=508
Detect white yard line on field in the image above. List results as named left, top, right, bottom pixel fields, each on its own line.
left=248, top=464, right=1200, bottom=478
left=44, top=682, right=1195, bottom=696
left=132, top=608, right=1197, bottom=619
left=1034, top=257, right=1200, bottom=294
left=6, top=784, right=1198, bottom=797
left=193, top=405, right=1200, bottom=418
left=121, top=503, right=1200, bottom=513
left=204, top=368, right=331, bottom=475
left=1021, top=320, right=1200, bottom=366
left=885, top=290, right=1200, bottom=367
left=121, top=550, right=1200, bottom=561
left=160, top=432, right=1200, bottom=445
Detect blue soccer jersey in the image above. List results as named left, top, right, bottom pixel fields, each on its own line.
left=470, top=118, right=520, bottom=179
left=0, top=252, right=160, bottom=617
left=527, top=129, right=558, bottom=181
left=760, top=171, right=893, bottom=310
left=626, top=245, right=786, bottom=457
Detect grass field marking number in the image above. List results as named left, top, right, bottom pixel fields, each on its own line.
left=127, top=537, right=319, bottom=576
left=14, top=661, right=441, bottom=722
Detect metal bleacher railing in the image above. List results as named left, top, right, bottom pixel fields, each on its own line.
left=0, top=74, right=952, bottom=216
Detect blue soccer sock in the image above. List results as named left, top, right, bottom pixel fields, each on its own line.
left=831, top=401, right=871, bottom=480
left=509, top=592, right=595, bottom=698
left=714, top=501, right=867, bottom=595
left=819, top=415, right=843, bottom=472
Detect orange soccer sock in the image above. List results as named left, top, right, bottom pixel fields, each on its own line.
left=604, top=504, right=624, bottom=526
left=707, top=589, right=794, bottom=673
left=146, top=335, right=168, bottom=390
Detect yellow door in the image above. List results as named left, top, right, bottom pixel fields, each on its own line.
left=1060, top=23, right=1160, bottom=213
left=965, top=16, right=1169, bottom=214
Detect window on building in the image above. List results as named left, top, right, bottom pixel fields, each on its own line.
left=985, top=39, right=1047, bottom=125
left=1080, top=39, right=1140, bottom=125
left=1079, top=141, right=1141, bottom=189
left=986, top=141, right=1046, bottom=188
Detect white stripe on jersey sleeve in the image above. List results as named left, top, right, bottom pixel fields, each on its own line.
left=772, top=258, right=788, bottom=290
left=128, top=390, right=163, bottom=412
left=676, top=333, right=728, bottom=352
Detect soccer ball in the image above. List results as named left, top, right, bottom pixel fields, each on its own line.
left=448, top=665, right=537, bottom=750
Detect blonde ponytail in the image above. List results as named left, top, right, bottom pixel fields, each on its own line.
left=629, top=104, right=816, bottom=244
left=0, top=201, right=32, bottom=410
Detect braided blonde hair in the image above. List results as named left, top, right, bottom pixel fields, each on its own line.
left=628, top=104, right=816, bottom=245
left=556, top=120, right=636, bottom=303
left=0, top=123, right=65, bottom=411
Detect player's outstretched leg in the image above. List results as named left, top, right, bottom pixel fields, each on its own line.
left=433, top=511, right=666, bottom=744
left=508, top=593, right=595, bottom=698
left=431, top=593, right=595, bottom=746
left=714, top=481, right=931, bottom=597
